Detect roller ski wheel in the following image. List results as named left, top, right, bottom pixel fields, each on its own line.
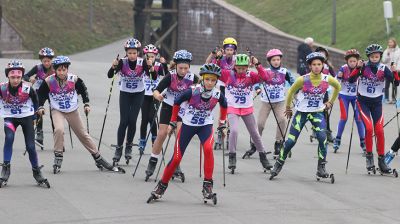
left=147, top=194, right=157, bottom=203
left=147, top=181, right=167, bottom=203
left=53, top=165, right=61, bottom=174
left=242, top=143, right=256, bottom=159
left=367, top=167, right=376, bottom=175
left=203, top=193, right=217, bottom=205
left=0, top=179, right=8, bottom=188
left=269, top=159, right=284, bottom=181
left=94, top=154, right=126, bottom=174
left=376, top=168, right=398, bottom=178
left=33, top=166, right=51, bottom=188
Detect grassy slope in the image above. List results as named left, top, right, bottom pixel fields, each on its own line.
left=3, top=0, right=133, bottom=56
left=226, top=0, right=400, bottom=52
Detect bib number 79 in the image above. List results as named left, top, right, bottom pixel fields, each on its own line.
left=234, top=96, right=246, bottom=104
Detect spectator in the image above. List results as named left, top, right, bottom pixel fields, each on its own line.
left=297, top=37, right=314, bottom=75
left=382, top=37, right=400, bottom=103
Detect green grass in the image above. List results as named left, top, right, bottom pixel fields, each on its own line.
left=226, top=0, right=400, bottom=52
left=3, top=0, right=134, bottom=56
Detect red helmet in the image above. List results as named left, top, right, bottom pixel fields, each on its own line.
left=345, top=49, right=360, bottom=60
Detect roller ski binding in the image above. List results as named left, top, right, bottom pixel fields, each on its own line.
left=33, top=166, right=50, bottom=188
left=377, top=155, right=398, bottom=178
left=53, top=152, right=63, bottom=174
left=259, top=151, right=273, bottom=172
left=147, top=181, right=168, bottom=203
left=93, top=154, right=125, bottom=174
left=365, top=152, right=376, bottom=175
left=35, top=129, right=44, bottom=150
left=228, top=152, right=236, bottom=174
left=242, top=142, right=256, bottom=159
left=145, top=157, right=158, bottom=181
left=316, top=159, right=335, bottom=184
left=171, top=165, right=185, bottom=182
left=0, top=163, right=10, bottom=188
left=125, top=142, right=134, bottom=165
left=333, top=138, right=340, bottom=153
left=112, top=145, right=123, bottom=166
left=202, top=180, right=217, bottom=205
left=269, top=159, right=284, bottom=180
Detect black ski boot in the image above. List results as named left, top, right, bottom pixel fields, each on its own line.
left=93, top=154, right=125, bottom=173
left=274, top=141, right=283, bottom=158
left=32, top=166, right=50, bottom=188
left=378, top=155, right=391, bottom=173
left=147, top=181, right=168, bottom=203
left=202, top=179, right=217, bottom=205
left=366, top=152, right=376, bottom=174
left=172, top=165, right=185, bottom=182
left=228, top=152, right=236, bottom=174
left=125, top=143, right=133, bottom=165
left=242, top=142, right=256, bottom=159
left=0, top=163, right=10, bottom=188
left=259, top=151, right=273, bottom=171
left=53, top=152, right=63, bottom=174
left=326, top=130, right=334, bottom=143
left=316, top=159, right=334, bottom=183
left=145, top=157, right=158, bottom=181
left=269, top=159, right=284, bottom=180
left=112, top=145, right=123, bottom=166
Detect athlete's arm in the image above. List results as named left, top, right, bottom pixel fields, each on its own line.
left=285, top=77, right=304, bottom=108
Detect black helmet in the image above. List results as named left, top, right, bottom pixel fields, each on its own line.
left=199, top=63, right=221, bottom=78
left=306, top=52, right=326, bottom=65
left=365, top=44, right=383, bottom=57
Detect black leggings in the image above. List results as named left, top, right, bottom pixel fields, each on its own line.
left=140, top=95, right=159, bottom=140
left=392, top=136, right=400, bottom=152
left=117, top=91, right=144, bottom=146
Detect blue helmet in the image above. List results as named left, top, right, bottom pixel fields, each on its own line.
left=306, top=52, right=326, bottom=64
left=5, top=59, right=25, bottom=77
left=38, top=47, right=55, bottom=59
left=52, top=56, right=71, bottom=69
left=173, top=49, right=192, bottom=63
left=124, top=38, right=141, bottom=50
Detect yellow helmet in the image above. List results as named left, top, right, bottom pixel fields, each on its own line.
left=223, top=37, right=238, bottom=49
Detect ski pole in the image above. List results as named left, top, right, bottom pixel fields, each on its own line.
left=98, top=54, right=119, bottom=151
left=132, top=102, right=161, bottom=180
left=154, top=130, right=175, bottom=183
left=217, top=125, right=227, bottom=187
left=345, top=106, right=356, bottom=174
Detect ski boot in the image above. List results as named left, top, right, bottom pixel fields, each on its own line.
left=385, top=150, right=396, bottom=165
left=326, top=130, right=334, bottom=144
left=93, top=154, right=125, bottom=173
left=377, top=155, right=398, bottom=177
left=138, top=139, right=146, bottom=156
left=273, top=141, right=283, bottom=159
left=360, top=140, right=366, bottom=157
left=145, top=157, right=158, bottom=181
left=242, top=142, right=256, bottom=159
left=147, top=181, right=168, bottom=203
left=32, top=166, right=50, bottom=188
left=365, top=152, right=376, bottom=175
left=269, top=159, right=284, bottom=180
left=171, top=165, right=185, bottom=182
left=0, top=163, right=10, bottom=188
left=53, top=152, right=63, bottom=174
left=310, top=130, right=317, bottom=143
left=35, top=129, right=44, bottom=150
left=202, top=179, right=217, bottom=205
left=112, top=145, right=123, bottom=166
left=125, top=142, right=134, bottom=165
left=316, top=159, right=335, bottom=184
left=259, top=151, right=273, bottom=172
left=228, top=152, right=236, bottom=174
left=333, top=138, right=341, bottom=153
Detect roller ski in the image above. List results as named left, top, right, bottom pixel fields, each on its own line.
left=333, top=138, right=340, bottom=153
left=147, top=181, right=168, bottom=203
left=269, top=159, right=284, bottom=180
left=111, top=145, right=123, bottom=166
left=0, top=163, right=10, bottom=188
left=376, top=155, right=398, bottom=178
left=315, top=159, right=335, bottom=184
left=125, top=143, right=134, bottom=165
left=171, top=165, right=185, bottom=182
left=145, top=157, right=158, bottom=181
left=242, top=142, right=256, bottom=159
left=228, top=152, right=236, bottom=174
left=259, top=151, right=273, bottom=172
left=53, top=152, right=63, bottom=174
left=93, top=154, right=125, bottom=174
left=35, top=130, right=44, bottom=150
left=32, top=166, right=50, bottom=188
left=202, top=180, right=217, bottom=205
left=365, top=152, right=376, bottom=175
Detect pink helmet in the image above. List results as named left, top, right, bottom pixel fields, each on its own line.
left=143, top=44, right=159, bottom=55
left=266, top=49, right=283, bottom=60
